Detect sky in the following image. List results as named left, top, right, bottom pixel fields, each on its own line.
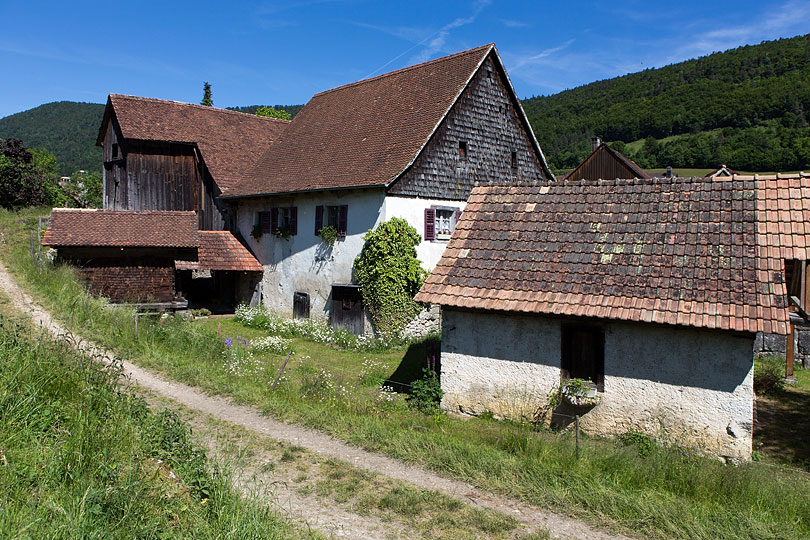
left=1, top=0, right=809, bottom=118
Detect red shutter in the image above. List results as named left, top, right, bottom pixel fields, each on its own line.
left=260, top=211, right=271, bottom=233
left=289, top=206, right=298, bottom=236
left=314, top=205, right=323, bottom=235
left=424, top=208, right=435, bottom=241
left=270, top=207, right=278, bottom=234
left=338, top=205, right=348, bottom=237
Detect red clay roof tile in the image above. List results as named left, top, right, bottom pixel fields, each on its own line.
left=175, top=231, right=262, bottom=272
left=43, top=209, right=198, bottom=248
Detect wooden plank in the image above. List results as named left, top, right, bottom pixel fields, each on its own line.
left=787, top=321, right=795, bottom=378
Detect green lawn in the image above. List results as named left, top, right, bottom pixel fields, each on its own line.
left=3, top=207, right=810, bottom=540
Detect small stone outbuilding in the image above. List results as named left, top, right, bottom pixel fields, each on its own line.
left=416, top=176, right=799, bottom=460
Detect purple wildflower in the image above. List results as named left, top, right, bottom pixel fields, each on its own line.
left=225, top=337, right=233, bottom=348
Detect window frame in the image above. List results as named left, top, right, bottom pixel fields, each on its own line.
left=425, top=206, right=460, bottom=242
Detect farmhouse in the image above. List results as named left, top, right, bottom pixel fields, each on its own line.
left=415, top=174, right=810, bottom=459
left=221, top=43, right=555, bottom=326
left=97, top=94, right=289, bottom=230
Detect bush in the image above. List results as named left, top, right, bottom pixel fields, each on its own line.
left=353, top=218, right=427, bottom=334
left=409, top=367, right=443, bottom=413
left=754, top=356, right=786, bottom=395
left=619, top=430, right=658, bottom=457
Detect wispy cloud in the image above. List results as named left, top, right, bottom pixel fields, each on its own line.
left=510, top=39, right=576, bottom=70
left=411, top=0, right=492, bottom=63
left=499, top=18, right=531, bottom=28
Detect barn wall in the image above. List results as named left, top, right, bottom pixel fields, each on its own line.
left=566, top=146, right=643, bottom=182
left=440, top=308, right=755, bottom=459
left=388, top=55, right=550, bottom=200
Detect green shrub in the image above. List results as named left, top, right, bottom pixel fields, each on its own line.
left=755, top=356, right=786, bottom=395
left=619, top=430, right=658, bottom=457
left=409, top=367, right=443, bottom=414
left=353, top=218, right=427, bottom=334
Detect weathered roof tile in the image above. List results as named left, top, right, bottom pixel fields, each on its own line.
left=43, top=209, right=198, bottom=248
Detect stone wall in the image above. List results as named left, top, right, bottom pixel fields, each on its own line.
left=441, top=308, right=755, bottom=460
left=401, top=303, right=442, bottom=339
left=754, top=329, right=810, bottom=366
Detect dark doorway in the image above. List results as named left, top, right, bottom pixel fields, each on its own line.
left=293, top=292, right=310, bottom=319
left=330, top=284, right=364, bottom=335
left=561, top=324, right=605, bottom=391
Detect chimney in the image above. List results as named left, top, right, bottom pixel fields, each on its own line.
left=591, top=136, right=601, bottom=152
left=666, top=166, right=673, bottom=178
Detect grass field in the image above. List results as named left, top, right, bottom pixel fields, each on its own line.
left=3, top=207, right=810, bottom=540
left=0, top=293, right=315, bottom=539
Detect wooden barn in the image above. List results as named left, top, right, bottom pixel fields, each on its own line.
left=564, top=138, right=650, bottom=181
left=97, top=95, right=290, bottom=230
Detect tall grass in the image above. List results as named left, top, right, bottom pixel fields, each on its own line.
left=0, top=315, right=311, bottom=539
left=3, top=209, right=810, bottom=539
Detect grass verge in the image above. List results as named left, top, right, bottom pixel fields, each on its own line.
left=3, top=208, right=810, bottom=540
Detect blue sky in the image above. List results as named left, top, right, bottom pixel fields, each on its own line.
left=2, top=0, right=809, bottom=118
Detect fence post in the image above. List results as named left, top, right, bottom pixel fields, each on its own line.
left=29, top=231, right=34, bottom=263
left=37, top=217, right=42, bottom=269
left=575, top=414, right=580, bottom=460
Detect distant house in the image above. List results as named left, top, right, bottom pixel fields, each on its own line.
left=563, top=138, right=650, bottom=181
left=43, top=209, right=261, bottom=309
left=221, top=43, right=555, bottom=327
left=97, top=95, right=289, bottom=230
left=416, top=176, right=805, bottom=459
left=707, top=164, right=735, bottom=177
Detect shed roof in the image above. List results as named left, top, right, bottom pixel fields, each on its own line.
left=99, top=95, right=290, bottom=191
left=416, top=175, right=798, bottom=335
left=43, top=209, right=199, bottom=248
left=175, top=231, right=262, bottom=272
left=225, top=44, right=553, bottom=198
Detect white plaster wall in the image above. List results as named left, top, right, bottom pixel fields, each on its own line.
left=441, top=309, right=755, bottom=459
left=382, top=195, right=465, bottom=270
left=235, top=188, right=386, bottom=317
left=234, top=191, right=464, bottom=319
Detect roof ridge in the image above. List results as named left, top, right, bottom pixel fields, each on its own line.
left=109, top=94, right=291, bottom=124
left=312, top=43, right=494, bottom=98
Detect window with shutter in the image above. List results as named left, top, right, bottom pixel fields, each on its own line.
left=314, top=205, right=324, bottom=235
left=260, top=211, right=272, bottom=233
left=424, top=208, right=435, bottom=241
left=270, top=207, right=279, bottom=234
left=289, top=207, right=298, bottom=236
left=338, top=205, right=348, bottom=237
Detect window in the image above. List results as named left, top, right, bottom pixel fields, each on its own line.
left=785, top=259, right=807, bottom=310
left=259, top=207, right=297, bottom=236
left=561, top=325, right=605, bottom=392
left=112, top=143, right=119, bottom=159
left=458, top=141, right=467, bottom=158
left=424, top=207, right=460, bottom=241
left=511, top=151, right=518, bottom=170
left=315, top=205, right=348, bottom=237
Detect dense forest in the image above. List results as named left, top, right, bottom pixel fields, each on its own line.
left=523, top=33, right=810, bottom=171
left=2, top=33, right=809, bottom=176
left=0, top=102, right=105, bottom=176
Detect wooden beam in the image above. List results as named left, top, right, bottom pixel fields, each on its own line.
left=787, top=321, right=795, bottom=378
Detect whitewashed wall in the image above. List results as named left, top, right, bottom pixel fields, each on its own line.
left=441, top=309, right=755, bottom=460
left=381, top=195, right=465, bottom=270
left=235, top=190, right=463, bottom=318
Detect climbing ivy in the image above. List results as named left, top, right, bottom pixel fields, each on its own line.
left=353, top=218, right=427, bottom=334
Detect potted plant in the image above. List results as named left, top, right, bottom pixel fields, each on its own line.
left=274, top=226, right=292, bottom=240
left=560, top=378, right=599, bottom=407
left=251, top=224, right=263, bottom=240
left=318, top=225, right=338, bottom=246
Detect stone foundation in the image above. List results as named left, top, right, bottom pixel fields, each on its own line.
left=401, top=304, right=442, bottom=339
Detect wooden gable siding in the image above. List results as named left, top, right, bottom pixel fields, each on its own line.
left=564, top=145, right=649, bottom=182
left=387, top=55, right=549, bottom=201
left=101, top=112, right=225, bottom=230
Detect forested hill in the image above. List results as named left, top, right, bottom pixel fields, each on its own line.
left=522, top=33, right=810, bottom=172
left=0, top=102, right=105, bottom=176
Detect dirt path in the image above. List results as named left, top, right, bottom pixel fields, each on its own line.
left=0, top=263, right=633, bottom=540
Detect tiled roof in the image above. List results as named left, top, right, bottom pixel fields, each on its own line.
left=175, top=231, right=262, bottom=272
left=563, top=143, right=650, bottom=181
left=101, top=95, right=289, bottom=191
left=226, top=44, right=498, bottom=197
left=753, top=173, right=810, bottom=263
left=416, top=176, right=796, bottom=335
left=43, top=209, right=199, bottom=248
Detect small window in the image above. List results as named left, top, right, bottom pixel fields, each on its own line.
left=487, top=69, right=492, bottom=80
left=266, top=207, right=297, bottom=236
left=112, top=143, right=119, bottom=159
left=561, top=325, right=605, bottom=392
left=315, top=205, right=348, bottom=237
left=458, top=141, right=467, bottom=158
left=511, top=151, right=518, bottom=169
left=424, top=207, right=460, bottom=241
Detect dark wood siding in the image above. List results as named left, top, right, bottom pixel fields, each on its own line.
left=100, top=112, right=225, bottom=230
left=388, top=55, right=549, bottom=201
left=564, top=145, right=648, bottom=182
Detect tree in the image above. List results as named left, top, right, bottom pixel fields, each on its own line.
left=353, top=218, right=427, bottom=334
left=201, top=82, right=213, bottom=106
left=0, top=138, right=65, bottom=208
left=255, top=106, right=291, bottom=121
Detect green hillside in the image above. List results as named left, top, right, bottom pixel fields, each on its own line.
left=522, top=33, right=810, bottom=172
left=227, top=104, right=304, bottom=118
left=0, top=101, right=105, bottom=176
